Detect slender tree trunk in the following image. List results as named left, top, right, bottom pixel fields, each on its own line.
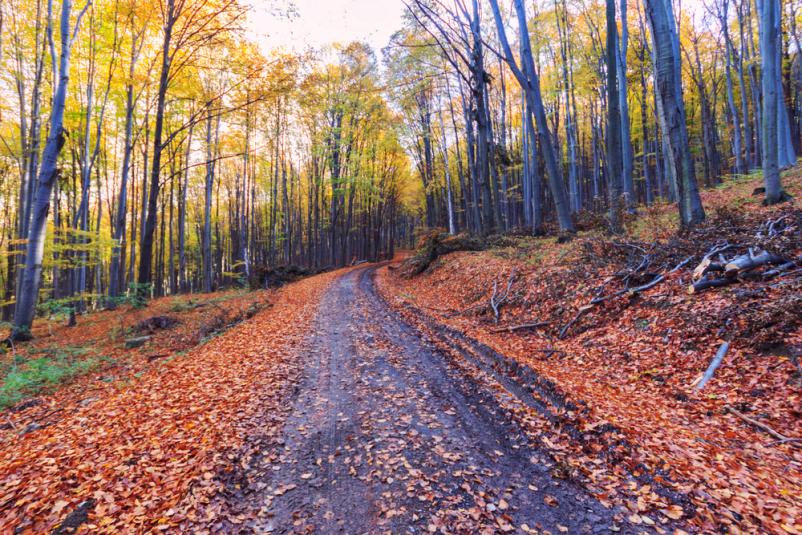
left=644, top=0, right=705, bottom=226
left=760, top=0, right=783, bottom=203
left=489, top=0, right=575, bottom=233
left=618, top=0, right=635, bottom=210
left=606, top=0, right=623, bottom=232
left=437, top=101, right=456, bottom=234
left=14, top=0, right=86, bottom=335
left=138, top=0, right=174, bottom=291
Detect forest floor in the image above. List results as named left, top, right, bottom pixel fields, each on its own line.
left=0, top=263, right=654, bottom=534
left=381, top=168, right=802, bottom=534
left=194, top=266, right=646, bottom=535
left=0, top=271, right=341, bottom=532
left=1, top=171, right=801, bottom=534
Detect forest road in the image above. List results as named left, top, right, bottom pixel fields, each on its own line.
left=221, top=266, right=637, bottom=534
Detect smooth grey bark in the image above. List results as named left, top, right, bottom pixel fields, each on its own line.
left=524, top=101, right=543, bottom=232
left=735, top=0, right=754, bottom=169
left=644, top=0, right=706, bottom=226
left=521, top=93, right=532, bottom=226
left=745, top=0, right=763, bottom=165
left=719, top=0, right=745, bottom=175
left=606, top=0, right=623, bottom=232
left=497, top=57, right=510, bottom=228
left=437, top=99, right=456, bottom=234
left=469, top=0, right=495, bottom=233
left=444, top=70, right=469, bottom=232
left=458, top=77, right=482, bottom=233
left=759, top=0, right=782, bottom=202
left=14, top=0, right=89, bottom=335
left=484, top=81, right=504, bottom=230
left=109, top=19, right=143, bottom=300
left=618, top=0, right=635, bottom=210
left=775, top=36, right=796, bottom=168
left=489, top=0, right=575, bottom=233
left=556, top=0, right=580, bottom=213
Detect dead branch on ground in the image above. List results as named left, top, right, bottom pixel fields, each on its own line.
left=725, top=406, right=801, bottom=448
left=490, top=321, right=549, bottom=333
left=490, top=270, right=517, bottom=324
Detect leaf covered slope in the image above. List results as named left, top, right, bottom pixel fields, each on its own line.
left=380, top=170, right=802, bottom=533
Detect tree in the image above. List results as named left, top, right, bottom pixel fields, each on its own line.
left=488, top=0, right=575, bottom=234
left=644, top=0, right=705, bottom=226
left=759, top=0, right=786, bottom=204
left=606, top=0, right=623, bottom=232
left=13, top=0, right=90, bottom=336
left=137, top=0, right=242, bottom=291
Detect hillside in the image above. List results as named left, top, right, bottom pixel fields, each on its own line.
left=378, top=167, right=802, bottom=533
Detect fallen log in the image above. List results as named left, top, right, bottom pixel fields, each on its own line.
left=693, top=342, right=730, bottom=390
left=692, top=258, right=726, bottom=280
left=763, top=259, right=800, bottom=279
left=693, top=243, right=734, bottom=281
left=688, top=275, right=736, bottom=294
left=724, top=250, right=788, bottom=276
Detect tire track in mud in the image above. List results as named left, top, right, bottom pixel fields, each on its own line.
left=218, top=266, right=643, bottom=534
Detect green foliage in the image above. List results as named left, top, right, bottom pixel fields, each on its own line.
left=0, top=347, right=108, bottom=409
left=222, top=265, right=247, bottom=288
left=37, top=296, right=83, bottom=319
left=121, top=283, right=152, bottom=309
left=169, top=298, right=201, bottom=313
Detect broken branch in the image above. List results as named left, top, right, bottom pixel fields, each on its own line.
left=490, top=321, right=549, bottom=333
left=694, top=342, right=730, bottom=391
left=724, top=250, right=788, bottom=276
left=725, top=406, right=800, bottom=446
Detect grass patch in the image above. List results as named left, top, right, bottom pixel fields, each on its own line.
left=0, top=346, right=109, bottom=410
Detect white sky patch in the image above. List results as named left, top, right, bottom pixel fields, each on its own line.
left=246, top=0, right=408, bottom=56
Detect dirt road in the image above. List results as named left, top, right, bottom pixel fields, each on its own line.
left=215, top=266, right=638, bottom=534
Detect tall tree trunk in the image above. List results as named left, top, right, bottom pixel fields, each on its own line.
left=437, top=101, right=456, bottom=234
left=644, top=0, right=706, bottom=226
left=470, top=0, right=496, bottom=233
left=760, top=0, right=784, bottom=203
left=177, top=121, right=192, bottom=292
left=606, top=0, right=623, bottom=232
left=618, top=0, right=635, bottom=210
left=489, top=0, right=575, bottom=233
left=138, top=0, right=175, bottom=291
left=14, top=0, right=87, bottom=335
left=719, top=0, right=745, bottom=176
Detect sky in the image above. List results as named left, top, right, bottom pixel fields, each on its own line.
left=246, top=0, right=409, bottom=56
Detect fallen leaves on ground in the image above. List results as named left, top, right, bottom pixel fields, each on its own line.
left=0, top=270, right=343, bottom=533
left=379, top=171, right=802, bottom=534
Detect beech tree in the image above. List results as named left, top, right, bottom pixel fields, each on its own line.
left=644, top=0, right=705, bottom=226
left=4, top=0, right=802, bottom=335
left=13, top=0, right=90, bottom=336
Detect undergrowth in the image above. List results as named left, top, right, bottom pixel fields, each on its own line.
left=0, top=346, right=109, bottom=409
